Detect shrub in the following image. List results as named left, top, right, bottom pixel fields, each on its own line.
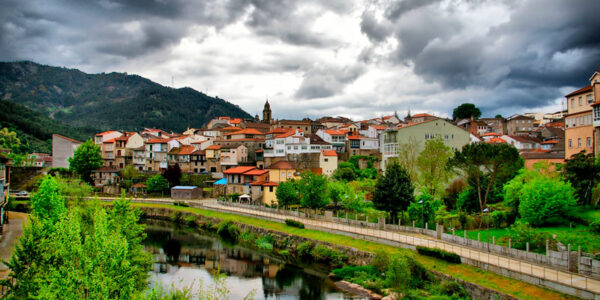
left=590, top=220, right=600, bottom=233
left=284, top=219, right=305, bottom=229
left=430, top=280, right=469, bottom=298
left=371, top=249, right=390, bottom=273
left=184, top=215, right=197, bottom=227
left=416, top=246, right=461, bottom=264
left=331, top=265, right=384, bottom=293
left=311, top=244, right=348, bottom=267
left=386, top=256, right=411, bottom=293
left=279, top=249, right=290, bottom=257
left=216, top=220, right=240, bottom=241
left=297, top=241, right=315, bottom=258
left=517, top=177, right=577, bottom=226
left=239, top=230, right=257, bottom=244
left=255, top=235, right=274, bottom=251
left=173, top=201, right=189, bottom=207
left=170, top=211, right=184, bottom=224
left=507, top=221, right=551, bottom=252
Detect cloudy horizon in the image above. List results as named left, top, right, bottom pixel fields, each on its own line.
left=2, top=0, right=599, bottom=121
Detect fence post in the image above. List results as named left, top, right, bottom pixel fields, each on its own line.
left=477, top=233, right=481, bottom=242
left=578, top=246, right=581, bottom=273
left=492, top=236, right=495, bottom=245
left=452, top=228, right=455, bottom=236
left=567, top=244, right=571, bottom=272
left=527, top=242, right=530, bottom=253
left=509, top=239, right=511, bottom=249
left=546, top=240, right=549, bottom=255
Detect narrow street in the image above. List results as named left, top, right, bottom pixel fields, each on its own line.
left=0, top=212, right=26, bottom=278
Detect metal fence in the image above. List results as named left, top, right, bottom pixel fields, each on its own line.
left=206, top=201, right=600, bottom=297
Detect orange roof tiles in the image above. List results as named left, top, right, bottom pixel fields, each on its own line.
left=244, top=169, right=269, bottom=176
left=224, top=128, right=264, bottom=136
left=177, top=146, right=196, bottom=155
left=275, top=130, right=302, bottom=138
left=223, top=166, right=257, bottom=174
left=95, top=130, right=119, bottom=136
left=371, top=125, right=387, bottom=130
left=486, top=137, right=507, bottom=144
left=565, top=85, right=592, bottom=97
left=325, top=129, right=345, bottom=135
left=322, top=150, right=337, bottom=157
left=103, top=138, right=116, bottom=143
left=229, top=118, right=243, bottom=124
left=267, top=128, right=290, bottom=135
left=221, top=126, right=240, bottom=131
left=205, top=145, right=222, bottom=150
left=412, top=113, right=435, bottom=118
left=191, top=149, right=205, bottom=155
left=268, top=160, right=295, bottom=170
left=347, top=135, right=366, bottom=140
left=482, top=132, right=501, bottom=137
left=147, top=138, right=170, bottom=144
left=541, top=140, right=559, bottom=144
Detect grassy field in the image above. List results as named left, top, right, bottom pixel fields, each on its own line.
left=455, top=224, right=600, bottom=254
left=132, top=203, right=578, bottom=300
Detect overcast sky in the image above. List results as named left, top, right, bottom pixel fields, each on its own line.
left=2, top=0, right=599, bottom=120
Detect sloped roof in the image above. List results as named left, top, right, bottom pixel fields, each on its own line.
left=178, top=146, right=196, bottom=155
left=412, top=113, right=435, bottom=118
left=565, top=85, right=592, bottom=97
left=147, top=138, right=170, bottom=144
left=267, top=160, right=296, bottom=170
left=190, top=149, right=205, bottom=155
left=225, top=128, right=264, bottom=136
left=223, top=166, right=256, bottom=174
left=322, top=150, right=337, bottom=157
left=482, top=132, right=501, bottom=137
left=244, top=169, right=269, bottom=176
left=486, top=138, right=507, bottom=144
left=205, top=145, right=222, bottom=150
left=53, top=134, right=82, bottom=144
left=95, top=130, right=119, bottom=136
left=325, top=129, right=346, bottom=135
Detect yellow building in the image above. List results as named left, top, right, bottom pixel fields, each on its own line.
left=565, top=71, right=598, bottom=158
left=267, top=160, right=300, bottom=182
left=320, top=150, right=338, bottom=176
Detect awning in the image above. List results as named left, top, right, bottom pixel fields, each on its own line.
left=238, top=194, right=251, bottom=199
left=214, top=178, right=227, bottom=185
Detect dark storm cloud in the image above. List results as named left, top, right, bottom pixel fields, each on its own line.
left=360, top=11, right=392, bottom=43
left=295, top=65, right=365, bottom=99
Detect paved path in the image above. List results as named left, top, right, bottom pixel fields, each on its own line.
left=0, top=212, right=26, bottom=278
left=201, top=201, right=600, bottom=297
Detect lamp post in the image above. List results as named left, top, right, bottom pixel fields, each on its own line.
left=483, top=207, right=490, bottom=251
left=419, top=200, right=424, bottom=228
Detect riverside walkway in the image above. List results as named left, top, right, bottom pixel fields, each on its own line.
left=199, top=200, right=600, bottom=299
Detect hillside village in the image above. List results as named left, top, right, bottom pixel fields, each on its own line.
left=13, top=70, right=586, bottom=205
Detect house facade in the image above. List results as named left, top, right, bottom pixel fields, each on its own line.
left=51, top=134, right=82, bottom=169
left=565, top=72, right=597, bottom=158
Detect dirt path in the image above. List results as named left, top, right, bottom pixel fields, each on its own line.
left=0, top=212, right=27, bottom=278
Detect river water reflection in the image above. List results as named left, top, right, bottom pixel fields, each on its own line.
left=143, top=220, right=363, bottom=300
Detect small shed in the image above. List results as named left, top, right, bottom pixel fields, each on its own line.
left=171, top=186, right=202, bottom=199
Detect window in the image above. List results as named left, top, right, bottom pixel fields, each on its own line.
left=568, top=139, right=572, bottom=148
left=578, top=138, right=582, bottom=148
left=324, top=158, right=328, bottom=162
left=571, top=99, right=575, bottom=108
left=269, top=186, right=274, bottom=192
left=579, top=97, right=583, bottom=106
left=588, top=95, right=594, bottom=104
left=588, top=137, right=592, bottom=147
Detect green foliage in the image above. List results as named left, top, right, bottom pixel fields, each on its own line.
left=372, top=249, right=391, bottom=273
left=68, top=139, right=103, bottom=184
left=386, top=256, right=411, bottom=293
left=3, top=188, right=151, bottom=298
left=284, top=219, right=305, bottom=229
left=373, top=161, right=415, bottom=223
left=449, top=142, right=523, bottom=214
left=147, top=175, right=169, bottom=193
left=184, top=215, right=197, bottom=227
left=506, top=221, right=551, bottom=252
left=120, top=165, right=140, bottom=189
left=333, top=167, right=357, bottom=182
left=55, top=175, right=93, bottom=206
left=310, top=245, right=348, bottom=267
left=276, top=181, right=300, bottom=207
left=416, top=246, right=461, bottom=263
left=0, top=127, right=21, bottom=152
left=416, top=137, right=453, bottom=199
left=296, top=241, right=315, bottom=258
left=452, top=103, right=482, bottom=120
left=216, top=220, right=240, bottom=241
left=563, top=151, right=600, bottom=206
left=590, top=220, right=600, bottom=233
left=255, top=235, right=275, bottom=251
left=31, top=175, right=67, bottom=225
left=298, top=171, right=330, bottom=210
left=0, top=61, right=252, bottom=133
left=504, top=168, right=577, bottom=226
left=0, top=100, right=95, bottom=153
left=332, top=265, right=384, bottom=293
left=407, top=192, right=441, bottom=226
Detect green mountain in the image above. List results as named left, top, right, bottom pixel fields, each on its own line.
left=0, top=61, right=253, bottom=133
left=0, top=100, right=96, bottom=153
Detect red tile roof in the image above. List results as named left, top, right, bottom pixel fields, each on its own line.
left=325, top=129, right=345, bottom=135
left=541, top=140, right=559, bottom=144
left=103, top=138, right=116, bottom=143
left=486, top=137, right=507, bottom=144
left=191, top=149, right=205, bottom=155
left=206, top=145, right=222, bottom=150
left=322, top=150, right=337, bottom=157
left=244, top=169, right=269, bottom=176
left=95, top=130, right=119, bottom=136
left=347, top=135, right=366, bottom=140
left=275, top=130, right=302, bottom=138
left=263, top=182, right=279, bottom=186
left=229, top=118, right=243, bottom=124
left=482, top=132, right=501, bottom=137
left=267, top=160, right=296, bottom=170
left=223, top=166, right=257, bottom=175
left=591, top=101, right=600, bottom=107
left=178, top=146, right=196, bottom=155
left=147, top=138, right=170, bottom=144
left=255, top=149, right=264, bottom=153
left=224, top=128, right=265, bottom=136
left=221, top=126, right=241, bottom=131
left=412, top=113, right=435, bottom=118
left=371, top=125, right=387, bottom=130
left=565, top=85, right=592, bottom=97
left=266, top=128, right=290, bottom=134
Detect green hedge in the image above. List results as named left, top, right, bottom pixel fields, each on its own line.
left=285, top=219, right=305, bottom=229
left=416, top=246, right=461, bottom=264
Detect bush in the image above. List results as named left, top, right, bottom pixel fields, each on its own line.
left=332, top=265, right=384, bottom=293
left=216, top=220, right=240, bottom=241
left=173, top=201, right=189, bottom=207
left=371, top=249, right=390, bottom=273
left=184, top=215, right=197, bottom=227
left=506, top=221, right=551, bottom=252
left=284, top=219, right=305, bottom=229
left=279, top=249, right=291, bottom=257
left=517, top=177, right=577, bottom=226
left=297, top=241, right=315, bottom=258
left=416, top=246, right=461, bottom=264
left=170, top=211, right=184, bottom=224
left=255, top=235, right=275, bottom=251
left=591, top=220, right=600, bottom=233
left=311, top=244, right=348, bottom=267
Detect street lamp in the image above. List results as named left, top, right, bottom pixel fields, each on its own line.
left=419, top=200, right=424, bottom=228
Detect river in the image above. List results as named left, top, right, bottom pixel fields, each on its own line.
left=143, top=220, right=363, bottom=300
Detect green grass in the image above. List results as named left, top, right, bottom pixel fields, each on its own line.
left=572, top=208, right=600, bottom=225
left=131, top=203, right=576, bottom=300
left=455, top=224, right=600, bottom=254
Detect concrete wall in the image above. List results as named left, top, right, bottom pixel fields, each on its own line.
left=52, top=134, right=82, bottom=168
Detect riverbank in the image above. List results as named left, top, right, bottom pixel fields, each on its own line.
left=135, top=203, right=576, bottom=300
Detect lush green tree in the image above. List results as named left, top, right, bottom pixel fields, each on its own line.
left=68, top=139, right=103, bottom=185
left=563, top=151, right=600, bottom=206
left=327, top=180, right=346, bottom=209
left=147, top=174, right=169, bottom=193
left=494, top=114, right=504, bottom=119
left=449, top=143, right=522, bottom=220
left=333, top=167, right=357, bottom=182
left=31, top=176, right=67, bottom=225
left=385, top=256, right=411, bottom=294
left=373, top=161, right=415, bottom=224
left=276, top=180, right=300, bottom=208
left=452, top=103, right=482, bottom=120
left=55, top=175, right=93, bottom=207
left=443, top=178, right=467, bottom=210
left=162, top=164, right=182, bottom=187
left=298, top=172, right=330, bottom=214
left=504, top=170, right=577, bottom=226
left=120, top=165, right=140, bottom=189
left=396, top=137, right=420, bottom=183
left=407, top=192, right=441, bottom=227
left=416, top=137, right=453, bottom=199
left=0, top=127, right=21, bottom=152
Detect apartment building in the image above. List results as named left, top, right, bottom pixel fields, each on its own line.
left=565, top=71, right=598, bottom=158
